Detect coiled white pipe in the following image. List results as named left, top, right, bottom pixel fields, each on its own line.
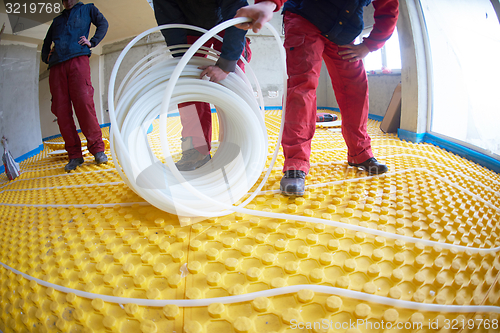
left=108, top=19, right=285, bottom=218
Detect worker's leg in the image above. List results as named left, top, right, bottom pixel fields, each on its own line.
left=49, top=61, right=82, bottom=159
left=66, top=56, right=105, bottom=156
left=322, top=42, right=373, bottom=164
left=177, top=35, right=215, bottom=156
left=178, top=101, right=212, bottom=156
left=281, top=12, right=325, bottom=175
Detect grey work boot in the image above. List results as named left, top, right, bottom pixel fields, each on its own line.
left=64, top=157, right=84, bottom=172
left=175, top=137, right=211, bottom=171
left=94, top=151, right=108, bottom=165
left=280, top=170, right=306, bottom=196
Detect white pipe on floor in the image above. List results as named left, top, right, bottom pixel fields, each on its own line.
left=1, top=260, right=498, bottom=313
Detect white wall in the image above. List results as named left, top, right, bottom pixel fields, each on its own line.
left=367, top=75, right=402, bottom=117
left=38, top=73, right=59, bottom=139
left=90, top=52, right=105, bottom=124
left=0, top=43, right=42, bottom=159
left=244, top=7, right=285, bottom=106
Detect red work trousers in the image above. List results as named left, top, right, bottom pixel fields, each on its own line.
left=282, top=12, right=373, bottom=174
left=49, top=55, right=104, bottom=159
left=179, top=35, right=251, bottom=155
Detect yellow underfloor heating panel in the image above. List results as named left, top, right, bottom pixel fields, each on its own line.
left=1, top=110, right=500, bottom=333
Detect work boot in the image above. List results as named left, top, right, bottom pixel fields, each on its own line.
left=94, top=151, right=108, bottom=164
left=348, top=157, right=388, bottom=174
left=280, top=170, right=306, bottom=196
left=64, top=157, right=84, bottom=172
left=175, top=137, right=210, bottom=171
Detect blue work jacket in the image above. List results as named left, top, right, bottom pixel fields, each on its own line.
left=283, top=0, right=372, bottom=45
left=41, top=2, right=108, bottom=68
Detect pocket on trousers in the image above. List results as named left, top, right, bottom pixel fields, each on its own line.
left=85, top=78, right=94, bottom=96
left=284, top=34, right=307, bottom=68
left=283, top=34, right=305, bottom=51
left=284, top=33, right=319, bottom=76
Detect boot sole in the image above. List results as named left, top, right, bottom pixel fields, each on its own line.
left=176, top=155, right=211, bottom=171
left=281, top=190, right=305, bottom=196
left=65, top=162, right=84, bottom=172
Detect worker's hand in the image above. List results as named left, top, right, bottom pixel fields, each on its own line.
left=199, top=65, right=229, bottom=83
left=234, top=1, right=277, bottom=33
left=78, top=36, right=91, bottom=48
left=47, top=47, right=55, bottom=61
left=338, top=43, right=370, bottom=62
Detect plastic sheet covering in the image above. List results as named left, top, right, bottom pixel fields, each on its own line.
left=1, top=136, right=20, bottom=180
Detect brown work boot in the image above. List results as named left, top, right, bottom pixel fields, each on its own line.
left=175, top=137, right=211, bottom=171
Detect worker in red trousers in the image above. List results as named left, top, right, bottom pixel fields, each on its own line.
left=237, top=0, right=399, bottom=196
left=42, top=0, right=109, bottom=172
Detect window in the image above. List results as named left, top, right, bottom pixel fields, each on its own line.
left=421, top=0, right=500, bottom=158
left=357, top=27, right=401, bottom=73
